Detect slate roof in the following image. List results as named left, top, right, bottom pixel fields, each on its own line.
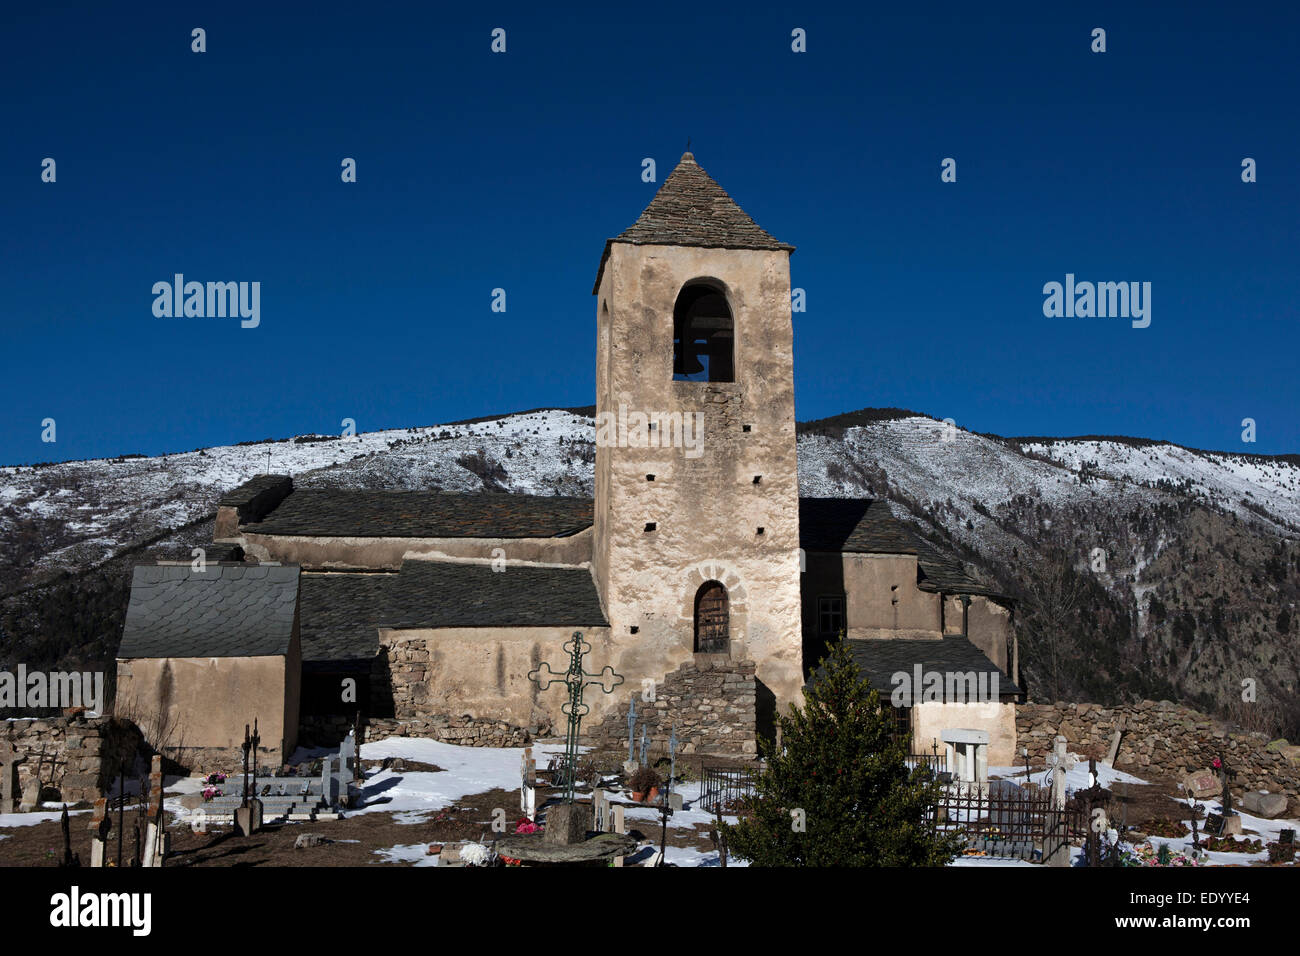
left=798, top=497, right=1007, bottom=600
left=799, top=498, right=917, bottom=554
left=247, top=490, right=593, bottom=539
left=118, top=564, right=299, bottom=659
left=593, top=152, right=794, bottom=293
left=298, top=562, right=608, bottom=663
left=218, top=474, right=293, bottom=509
left=819, top=636, right=1021, bottom=701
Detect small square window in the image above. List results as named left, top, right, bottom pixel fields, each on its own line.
left=752, top=475, right=762, bottom=485
left=646, top=474, right=655, bottom=481
left=818, top=596, right=845, bottom=636
left=742, top=424, right=752, bottom=433
left=756, top=527, right=765, bottom=535
left=644, top=522, right=657, bottom=532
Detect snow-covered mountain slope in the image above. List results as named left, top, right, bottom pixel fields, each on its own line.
left=2, top=407, right=1297, bottom=727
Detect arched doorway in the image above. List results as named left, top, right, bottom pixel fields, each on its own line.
left=694, top=581, right=730, bottom=653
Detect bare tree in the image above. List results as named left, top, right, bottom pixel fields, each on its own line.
left=1020, top=557, right=1087, bottom=700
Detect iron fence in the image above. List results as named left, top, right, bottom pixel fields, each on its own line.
left=698, top=765, right=760, bottom=814
left=932, top=784, right=1085, bottom=860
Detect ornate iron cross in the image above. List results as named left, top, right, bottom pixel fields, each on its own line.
left=528, top=631, right=623, bottom=802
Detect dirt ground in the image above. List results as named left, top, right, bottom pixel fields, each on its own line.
left=0, top=782, right=719, bottom=868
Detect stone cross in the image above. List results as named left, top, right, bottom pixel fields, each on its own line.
left=1044, top=735, right=1076, bottom=867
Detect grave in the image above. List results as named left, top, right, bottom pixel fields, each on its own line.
left=1183, top=768, right=1221, bottom=801
left=941, top=728, right=989, bottom=789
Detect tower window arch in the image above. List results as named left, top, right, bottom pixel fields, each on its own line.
left=673, top=282, right=733, bottom=382
left=694, top=580, right=730, bottom=653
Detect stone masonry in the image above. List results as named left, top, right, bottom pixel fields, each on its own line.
left=586, top=655, right=759, bottom=758
left=1018, top=700, right=1300, bottom=809
left=2, top=714, right=143, bottom=806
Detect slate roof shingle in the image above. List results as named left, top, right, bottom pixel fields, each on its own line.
left=820, top=636, right=1021, bottom=700
left=247, top=490, right=593, bottom=539
left=799, top=497, right=1007, bottom=600
left=298, top=561, right=608, bottom=663
left=118, top=564, right=299, bottom=659
left=593, top=152, right=794, bottom=293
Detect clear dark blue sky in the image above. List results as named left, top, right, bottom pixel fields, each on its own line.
left=3, top=1, right=1296, bottom=465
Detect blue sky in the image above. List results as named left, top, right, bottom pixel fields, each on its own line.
left=2, top=1, right=1297, bottom=464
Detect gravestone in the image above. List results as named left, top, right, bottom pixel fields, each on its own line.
left=544, top=802, right=592, bottom=845
left=1103, top=717, right=1126, bottom=767
left=19, top=776, right=42, bottom=813
left=235, top=800, right=263, bottom=837
left=1240, top=790, right=1288, bottom=819
left=1183, top=769, right=1221, bottom=800
left=0, top=744, right=19, bottom=812
left=612, top=804, right=626, bottom=868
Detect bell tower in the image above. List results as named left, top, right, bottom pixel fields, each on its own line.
left=591, top=152, right=804, bottom=714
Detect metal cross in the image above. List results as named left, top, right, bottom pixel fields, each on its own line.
left=626, top=697, right=637, bottom=765
left=528, top=632, right=623, bottom=802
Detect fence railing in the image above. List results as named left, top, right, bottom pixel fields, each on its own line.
left=698, top=765, right=760, bottom=814
left=932, top=783, right=1085, bottom=860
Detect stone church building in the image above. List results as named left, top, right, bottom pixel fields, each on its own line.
left=114, top=153, right=1020, bottom=768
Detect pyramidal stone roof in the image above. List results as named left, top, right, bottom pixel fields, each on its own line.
left=593, top=152, right=793, bottom=292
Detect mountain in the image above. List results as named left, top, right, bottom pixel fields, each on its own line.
left=3, top=407, right=1297, bottom=735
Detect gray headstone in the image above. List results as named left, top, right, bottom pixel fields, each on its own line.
left=0, top=756, right=19, bottom=812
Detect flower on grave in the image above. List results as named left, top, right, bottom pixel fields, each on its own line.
left=515, top=817, right=541, bottom=834
left=202, top=786, right=223, bottom=801
left=1211, top=757, right=1222, bottom=769
left=460, top=842, right=491, bottom=866
left=500, top=855, right=522, bottom=866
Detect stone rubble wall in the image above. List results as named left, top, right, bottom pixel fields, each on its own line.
left=300, top=713, right=537, bottom=750
left=1018, top=700, right=1300, bottom=805
left=585, top=655, right=758, bottom=758
left=3, top=715, right=143, bottom=805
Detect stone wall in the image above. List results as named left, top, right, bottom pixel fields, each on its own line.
left=585, top=655, right=760, bottom=758
left=2, top=715, right=143, bottom=806
left=300, top=713, right=539, bottom=750
left=1018, top=701, right=1300, bottom=805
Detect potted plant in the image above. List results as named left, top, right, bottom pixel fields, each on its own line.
left=627, top=765, right=661, bottom=803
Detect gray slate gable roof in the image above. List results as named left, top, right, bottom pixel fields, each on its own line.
left=118, top=564, right=299, bottom=659
left=248, top=490, right=593, bottom=539
left=799, top=497, right=1008, bottom=601
left=593, top=152, right=794, bottom=293
left=818, top=636, right=1021, bottom=701
left=298, top=561, right=608, bottom=663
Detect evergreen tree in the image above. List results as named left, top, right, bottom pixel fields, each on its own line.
left=722, top=637, right=963, bottom=866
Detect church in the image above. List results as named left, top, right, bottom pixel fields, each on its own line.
left=113, top=152, right=1021, bottom=769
